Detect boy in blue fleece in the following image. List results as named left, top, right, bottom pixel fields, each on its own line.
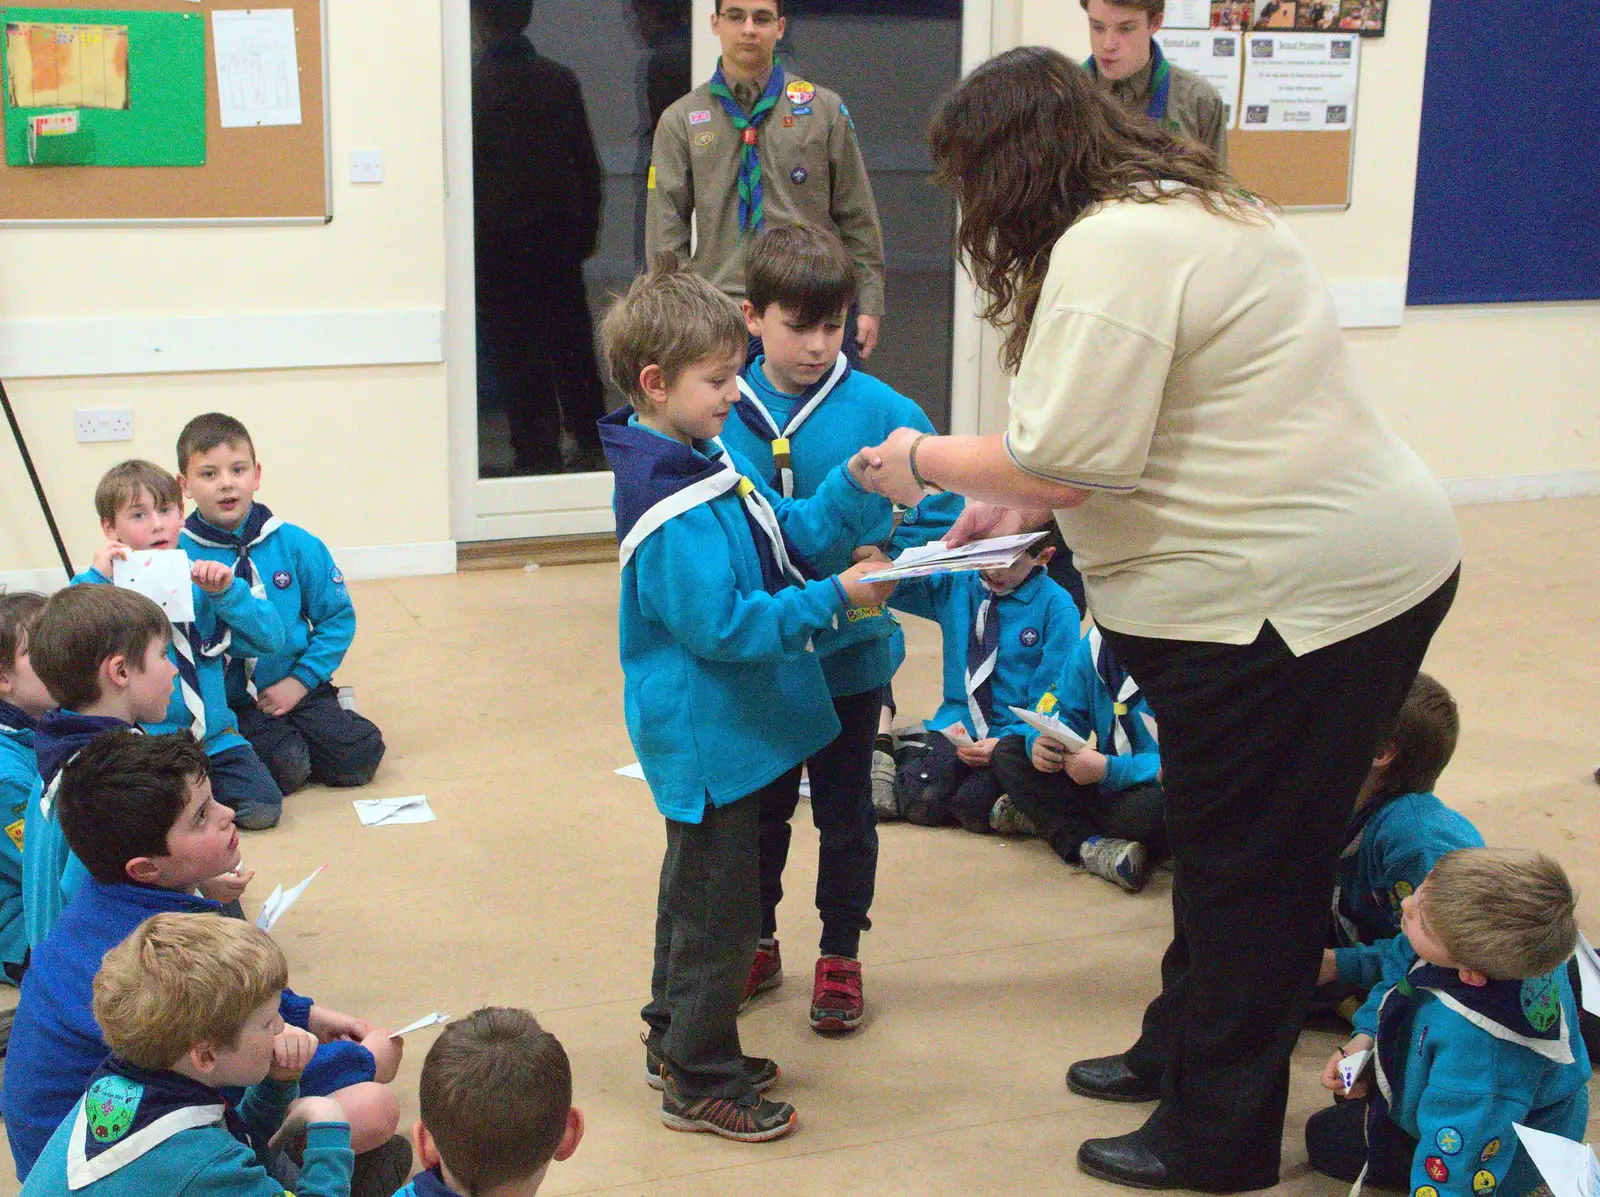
left=21, top=913, right=353, bottom=1197
left=991, top=625, right=1165, bottom=893
left=720, top=224, right=966, bottom=1033
left=597, top=257, right=895, bottom=1143
left=0, top=592, right=52, bottom=983
left=20, top=586, right=180, bottom=949
left=397, top=1007, right=583, bottom=1197
left=78, top=460, right=287, bottom=830
left=888, top=534, right=1080, bottom=832
left=177, top=413, right=385, bottom=798
left=2, top=732, right=403, bottom=1184
left=1309, top=848, right=1590, bottom=1197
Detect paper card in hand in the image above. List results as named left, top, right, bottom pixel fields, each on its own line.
left=1007, top=706, right=1090, bottom=753
left=113, top=550, right=195, bottom=623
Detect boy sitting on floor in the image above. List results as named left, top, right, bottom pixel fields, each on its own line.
left=0, top=591, right=52, bottom=985
left=21, top=913, right=354, bottom=1197
left=1308, top=848, right=1590, bottom=1196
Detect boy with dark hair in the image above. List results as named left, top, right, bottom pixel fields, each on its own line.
left=79, top=459, right=287, bottom=829
left=20, top=586, right=178, bottom=949
left=2, top=731, right=407, bottom=1191
left=177, top=413, right=385, bottom=798
left=400, top=1007, right=584, bottom=1196
left=991, top=624, right=1166, bottom=893
left=598, top=256, right=894, bottom=1141
left=0, top=591, right=51, bottom=984
left=1308, top=848, right=1590, bottom=1197
left=21, top=913, right=353, bottom=1197
left=720, top=222, right=964, bottom=1032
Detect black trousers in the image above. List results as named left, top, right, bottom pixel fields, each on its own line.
left=758, top=688, right=880, bottom=959
left=1305, top=1098, right=1416, bottom=1188
left=641, top=788, right=764, bottom=1100
left=1108, top=569, right=1457, bottom=1191
left=991, top=734, right=1166, bottom=862
left=235, top=682, right=385, bottom=796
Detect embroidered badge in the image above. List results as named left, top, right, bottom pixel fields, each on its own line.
left=1472, top=1170, right=1497, bottom=1195
left=331, top=568, right=345, bottom=585
left=1019, top=627, right=1040, bottom=647
left=1520, top=973, right=1561, bottom=1032
left=786, top=79, right=815, bottom=106
left=782, top=115, right=794, bottom=127
left=1416, top=1186, right=1439, bottom=1197
left=1436, top=1128, right=1462, bottom=1156
left=5, top=817, right=22, bottom=853
left=694, top=129, right=716, bottom=147
left=790, top=166, right=807, bottom=185
left=790, top=104, right=812, bottom=116
left=689, top=109, right=712, bottom=126
left=1425, top=1158, right=1449, bottom=1183
left=1479, top=1140, right=1501, bottom=1163
left=273, top=570, right=293, bottom=589
left=85, top=1075, right=144, bottom=1144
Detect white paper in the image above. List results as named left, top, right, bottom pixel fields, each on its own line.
left=1240, top=32, right=1359, bottom=131
left=390, top=1012, right=449, bottom=1039
left=113, top=551, right=195, bottom=624
left=1163, top=0, right=1212, bottom=28
left=1140, top=711, right=1160, bottom=744
left=938, top=723, right=974, bottom=746
left=873, top=532, right=1051, bottom=583
left=1575, top=935, right=1600, bottom=1019
left=1337, top=1048, right=1371, bottom=1091
left=255, top=864, right=324, bottom=932
left=354, top=795, right=435, bottom=826
left=1007, top=706, right=1091, bottom=753
left=213, top=9, right=302, bottom=128
left=614, top=763, right=648, bottom=780
left=1157, top=30, right=1244, bottom=127
left=1513, top=1124, right=1600, bottom=1197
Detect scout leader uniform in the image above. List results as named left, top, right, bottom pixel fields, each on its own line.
left=647, top=63, right=886, bottom=317
left=1085, top=40, right=1230, bottom=166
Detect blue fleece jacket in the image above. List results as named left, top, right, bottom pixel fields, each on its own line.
left=72, top=569, right=285, bottom=757
left=1022, top=630, right=1160, bottom=793
left=722, top=355, right=965, bottom=697
left=2, top=879, right=374, bottom=1181
left=180, top=507, right=356, bottom=705
left=21, top=1064, right=353, bottom=1197
left=393, top=1166, right=460, bottom=1196
left=0, top=702, right=39, bottom=976
left=600, top=412, right=891, bottom=823
left=889, top=569, right=1080, bottom=741
left=1344, top=934, right=1590, bottom=1197
left=1332, top=792, right=1484, bottom=953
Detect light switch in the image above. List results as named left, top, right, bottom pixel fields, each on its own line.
left=349, top=149, right=384, bottom=184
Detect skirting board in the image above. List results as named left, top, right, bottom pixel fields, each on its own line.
left=1442, top=470, right=1600, bottom=506
left=0, top=540, right=457, bottom=596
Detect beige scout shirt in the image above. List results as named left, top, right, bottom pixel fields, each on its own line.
left=647, top=74, right=886, bottom=315
left=1097, top=54, right=1230, bottom=168
left=1005, top=192, right=1460, bottom=656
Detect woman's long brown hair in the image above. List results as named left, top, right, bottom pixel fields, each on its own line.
left=929, top=45, right=1262, bottom=373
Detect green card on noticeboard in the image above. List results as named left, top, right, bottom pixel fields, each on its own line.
left=2, top=6, right=205, bottom=167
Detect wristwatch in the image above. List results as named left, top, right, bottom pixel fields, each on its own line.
left=908, top=434, right=944, bottom=496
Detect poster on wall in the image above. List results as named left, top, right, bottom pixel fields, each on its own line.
left=1333, top=0, right=1386, bottom=35
left=1163, top=0, right=1213, bottom=29
left=1216, top=0, right=1384, bottom=34
left=1155, top=29, right=1242, bottom=127
left=1211, top=1, right=1254, bottom=30
left=1239, top=32, right=1360, bottom=131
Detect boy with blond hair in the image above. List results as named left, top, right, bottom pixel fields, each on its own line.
left=0, top=591, right=52, bottom=983
left=597, top=255, right=895, bottom=1141
left=79, top=460, right=287, bottom=829
left=398, top=1007, right=583, bottom=1196
left=1309, top=848, right=1590, bottom=1197
left=20, top=912, right=354, bottom=1197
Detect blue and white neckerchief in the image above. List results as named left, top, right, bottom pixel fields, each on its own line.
left=182, top=506, right=281, bottom=700
left=1088, top=625, right=1142, bottom=757
left=734, top=353, right=851, bottom=498
left=965, top=589, right=999, bottom=739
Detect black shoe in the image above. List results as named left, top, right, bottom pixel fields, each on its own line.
left=1078, top=1130, right=1176, bottom=1190
left=349, top=1135, right=413, bottom=1197
left=1067, top=1053, right=1160, bottom=1102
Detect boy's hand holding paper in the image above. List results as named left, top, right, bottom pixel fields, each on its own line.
left=113, top=549, right=196, bottom=623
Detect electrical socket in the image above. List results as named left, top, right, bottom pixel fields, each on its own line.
left=75, top=408, right=134, bottom=443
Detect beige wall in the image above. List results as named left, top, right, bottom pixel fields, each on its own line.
left=981, top=0, right=1600, bottom=494
left=0, top=0, right=447, bottom=581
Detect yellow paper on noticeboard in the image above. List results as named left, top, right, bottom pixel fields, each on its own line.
left=4, top=21, right=129, bottom=110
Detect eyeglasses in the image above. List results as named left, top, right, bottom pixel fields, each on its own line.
left=718, top=8, right=779, bottom=28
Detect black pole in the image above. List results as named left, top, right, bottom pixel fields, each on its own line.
left=0, top=375, right=75, bottom=581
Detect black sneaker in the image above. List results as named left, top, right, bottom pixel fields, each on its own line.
left=659, top=1071, right=797, bottom=1142
left=642, top=1034, right=778, bottom=1093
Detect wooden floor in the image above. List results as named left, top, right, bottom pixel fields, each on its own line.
left=3, top=498, right=1597, bottom=1196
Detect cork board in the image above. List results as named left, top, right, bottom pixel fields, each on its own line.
left=0, top=0, right=328, bottom=223
left=1226, top=130, right=1354, bottom=210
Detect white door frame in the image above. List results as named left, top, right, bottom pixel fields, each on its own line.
left=446, top=0, right=997, bottom=543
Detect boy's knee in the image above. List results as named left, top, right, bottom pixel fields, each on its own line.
left=265, top=737, right=314, bottom=796
left=307, top=714, right=386, bottom=788
left=330, top=1081, right=400, bottom=1156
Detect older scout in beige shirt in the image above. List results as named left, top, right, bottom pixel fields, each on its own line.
left=647, top=70, right=886, bottom=319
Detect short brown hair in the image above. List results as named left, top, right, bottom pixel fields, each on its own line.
left=29, top=586, right=171, bottom=712
left=745, top=223, right=858, bottom=328
left=94, top=913, right=288, bottom=1071
left=600, top=253, right=747, bottom=411
left=1079, top=0, right=1165, bottom=14
left=419, top=1007, right=571, bottom=1192
left=1423, top=848, right=1578, bottom=980
left=94, top=460, right=183, bottom=526
left=1375, top=672, right=1459, bottom=801
left=177, top=413, right=256, bottom=475
left=0, top=591, right=47, bottom=678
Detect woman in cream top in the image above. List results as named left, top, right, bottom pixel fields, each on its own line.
left=860, top=46, right=1460, bottom=1194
